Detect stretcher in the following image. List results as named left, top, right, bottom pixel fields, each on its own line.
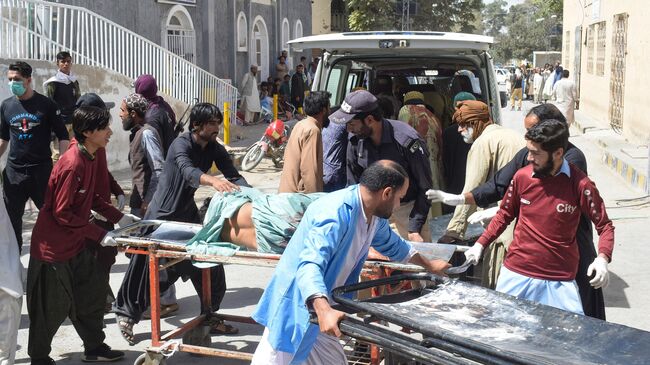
left=112, top=219, right=469, bottom=365
left=329, top=272, right=650, bottom=365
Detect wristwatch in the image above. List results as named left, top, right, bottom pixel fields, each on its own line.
left=306, top=293, right=328, bottom=312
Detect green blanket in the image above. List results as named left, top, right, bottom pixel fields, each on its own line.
left=186, top=187, right=324, bottom=266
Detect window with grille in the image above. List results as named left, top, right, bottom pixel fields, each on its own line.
left=609, top=13, right=628, bottom=133
left=596, top=21, right=606, bottom=76
left=587, top=24, right=595, bottom=74
left=564, top=31, right=571, bottom=67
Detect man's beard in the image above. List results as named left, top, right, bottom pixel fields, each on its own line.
left=533, top=156, right=554, bottom=177
left=322, top=117, right=330, bottom=129
left=122, top=116, right=136, bottom=131
left=375, top=200, right=396, bottom=219
left=460, top=127, right=474, bottom=144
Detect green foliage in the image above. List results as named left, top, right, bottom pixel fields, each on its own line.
left=345, top=0, right=484, bottom=33
left=482, top=0, right=507, bottom=37
left=412, top=0, right=484, bottom=33
left=347, top=0, right=398, bottom=31
left=483, top=0, right=563, bottom=64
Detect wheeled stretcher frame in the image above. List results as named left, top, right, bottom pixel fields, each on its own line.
left=113, top=220, right=454, bottom=365
left=328, top=272, right=650, bottom=365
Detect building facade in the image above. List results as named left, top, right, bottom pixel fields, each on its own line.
left=563, top=0, right=649, bottom=144
left=53, top=0, right=312, bottom=87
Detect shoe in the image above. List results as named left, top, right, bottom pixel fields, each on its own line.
left=517, top=107, right=522, bottom=111
left=82, top=343, right=124, bottom=362
left=142, top=303, right=179, bottom=319
left=208, top=318, right=239, bottom=335
left=31, top=357, right=56, bottom=365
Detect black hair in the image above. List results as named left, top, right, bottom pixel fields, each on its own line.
left=274, top=78, right=281, bottom=82
left=360, top=160, right=408, bottom=192
left=190, top=103, right=222, bottom=131
left=73, top=106, right=111, bottom=143
left=526, top=103, right=567, bottom=124
left=8, top=61, right=32, bottom=78
left=284, top=74, right=291, bottom=80
left=525, top=119, right=569, bottom=155
left=300, top=56, right=307, bottom=61
left=303, top=91, right=331, bottom=116
left=354, top=107, right=384, bottom=122
left=375, top=95, right=394, bottom=119
left=562, top=69, right=570, bottom=78
left=56, top=51, right=72, bottom=61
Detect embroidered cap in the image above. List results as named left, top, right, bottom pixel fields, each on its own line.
left=329, top=90, right=379, bottom=125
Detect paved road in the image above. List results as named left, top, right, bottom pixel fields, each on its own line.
left=13, top=102, right=650, bottom=364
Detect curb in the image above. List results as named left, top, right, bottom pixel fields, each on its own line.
left=573, top=119, right=649, bottom=194
left=601, top=150, right=648, bottom=193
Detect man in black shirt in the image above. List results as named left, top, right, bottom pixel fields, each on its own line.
left=44, top=51, right=80, bottom=161
left=113, top=103, right=249, bottom=344
left=0, top=61, right=69, bottom=250
left=331, top=90, right=432, bottom=242
left=428, top=104, right=606, bottom=320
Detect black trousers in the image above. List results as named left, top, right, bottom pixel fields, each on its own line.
left=27, top=249, right=106, bottom=361
left=113, top=252, right=226, bottom=323
left=2, top=163, right=52, bottom=251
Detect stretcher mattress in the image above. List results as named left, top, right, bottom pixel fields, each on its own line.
left=334, top=274, right=650, bottom=365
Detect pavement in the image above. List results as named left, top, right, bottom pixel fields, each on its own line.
left=572, top=109, right=649, bottom=194
left=11, top=103, right=650, bottom=364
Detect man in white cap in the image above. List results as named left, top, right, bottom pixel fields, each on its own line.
left=239, top=64, right=261, bottom=125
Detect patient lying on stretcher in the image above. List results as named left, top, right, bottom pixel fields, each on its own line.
left=185, top=187, right=324, bottom=256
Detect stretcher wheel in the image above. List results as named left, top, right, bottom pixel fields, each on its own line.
left=134, top=352, right=167, bottom=365
left=241, top=142, right=265, bottom=171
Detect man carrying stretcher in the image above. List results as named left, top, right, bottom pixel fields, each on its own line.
left=251, top=160, right=451, bottom=364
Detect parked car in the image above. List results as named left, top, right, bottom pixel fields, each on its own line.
left=289, top=31, right=508, bottom=125
left=495, top=68, right=509, bottom=94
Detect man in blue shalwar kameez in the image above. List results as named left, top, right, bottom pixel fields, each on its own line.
left=251, top=160, right=451, bottom=364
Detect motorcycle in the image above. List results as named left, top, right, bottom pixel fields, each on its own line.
left=240, top=119, right=292, bottom=171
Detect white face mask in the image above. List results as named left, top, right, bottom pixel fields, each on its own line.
left=461, top=127, right=474, bottom=144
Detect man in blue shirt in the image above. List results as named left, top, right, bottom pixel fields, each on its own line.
left=251, top=160, right=450, bottom=364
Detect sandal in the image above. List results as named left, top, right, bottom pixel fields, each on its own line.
left=115, top=314, right=135, bottom=346
left=208, top=319, right=239, bottom=335
left=142, top=303, right=180, bottom=319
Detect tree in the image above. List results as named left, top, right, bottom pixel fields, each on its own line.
left=487, top=0, right=563, bottom=64
left=412, top=0, right=484, bottom=33
left=482, top=0, right=507, bottom=37
left=347, top=0, right=398, bottom=31
left=345, top=0, right=484, bottom=33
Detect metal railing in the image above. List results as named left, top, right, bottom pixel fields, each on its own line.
left=0, top=0, right=238, bottom=124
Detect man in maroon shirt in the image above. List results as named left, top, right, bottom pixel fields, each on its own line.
left=26, top=106, right=139, bottom=364
left=465, top=119, right=614, bottom=314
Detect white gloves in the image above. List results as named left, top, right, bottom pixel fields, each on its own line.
left=425, top=190, right=465, bottom=206
left=117, top=213, right=141, bottom=228
left=587, top=256, right=609, bottom=289
left=117, top=194, right=126, bottom=211
left=468, top=207, right=499, bottom=226
left=100, top=232, right=117, bottom=247
left=464, top=243, right=484, bottom=265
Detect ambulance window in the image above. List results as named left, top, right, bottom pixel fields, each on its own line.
left=326, top=67, right=343, bottom=105
left=345, top=73, right=358, bottom=93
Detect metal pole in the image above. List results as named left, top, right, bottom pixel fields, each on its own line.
left=273, top=94, right=278, bottom=120
left=223, top=101, right=230, bottom=145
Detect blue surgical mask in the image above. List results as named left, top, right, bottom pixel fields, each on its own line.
left=8, top=80, right=26, bottom=97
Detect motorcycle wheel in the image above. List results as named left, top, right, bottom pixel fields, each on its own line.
left=241, top=142, right=265, bottom=171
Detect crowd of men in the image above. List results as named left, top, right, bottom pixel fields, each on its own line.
left=0, top=52, right=613, bottom=365
left=238, top=51, right=318, bottom=126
